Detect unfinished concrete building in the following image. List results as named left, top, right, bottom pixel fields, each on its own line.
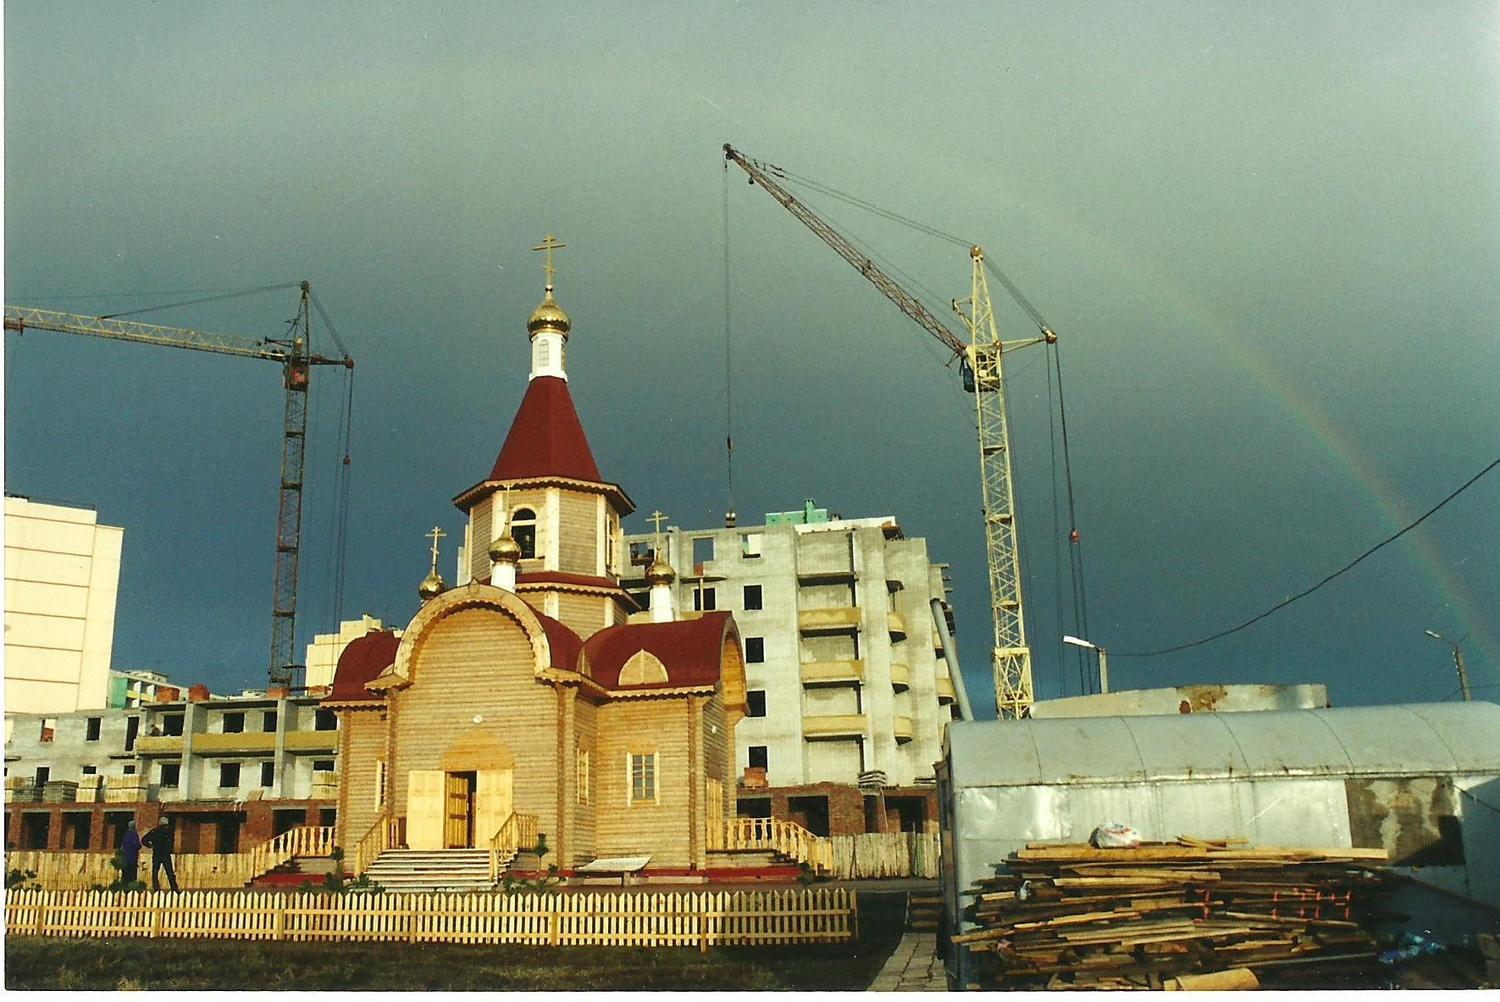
left=618, top=499, right=963, bottom=837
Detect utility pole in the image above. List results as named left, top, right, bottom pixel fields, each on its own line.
left=1424, top=630, right=1472, bottom=702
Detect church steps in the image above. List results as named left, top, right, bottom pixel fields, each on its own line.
left=361, top=848, right=517, bottom=893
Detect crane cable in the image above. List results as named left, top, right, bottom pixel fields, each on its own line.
left=723, top=159, right=735, bottom=518
left=1114, top=454, right=1500, bottom=658
left=98, top=283, right=300, bottom=320
left=308, top=289, right=356, bottom=632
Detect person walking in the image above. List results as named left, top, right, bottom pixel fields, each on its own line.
left=120, top=819, right=142, bottom=886
left=143, top=816, right=179, bottom=892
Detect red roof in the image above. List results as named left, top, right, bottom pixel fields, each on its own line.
left=534, top=610, right=583, bottom=671
left=584, top=612, right=735, bottom=690
left=489, top=376, right=602, bottom=483
left=325, top=630, right=401, bottom=702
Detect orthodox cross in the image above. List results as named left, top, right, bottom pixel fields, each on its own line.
left=532, top=234, right=567, bottom=290
left=426, top=526, right=446, bottom=573
left=647, top=510, right=669, bottom=535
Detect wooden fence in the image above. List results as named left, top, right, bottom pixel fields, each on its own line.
left=5, top=887, right=856, bottom=950
left=6, top=826, right=337, bottom=890
left=827, top=832, right=940, bottom=880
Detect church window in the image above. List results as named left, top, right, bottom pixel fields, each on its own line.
left=628, top=752, right=657, bottom=804
left=743, top=585, right=763, bottom=610
left=577, top=749, right=590, bottom=804
left=374, top=760, right=386, bottom=808
left=747, top=690, right=767, bottom=717
left=745, top=637, right=765, bottom=663
left=511, top=508, right=538, bottom=559
left=537, top=340, right=551, bottom=368
left=219, top=763, right=241, bottom=788
left=693, top=587, right=717, bottom=612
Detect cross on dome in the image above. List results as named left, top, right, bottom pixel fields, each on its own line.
left=425, top=525, right=446, bottom=573
left=532, top=234, right=567, bottom=293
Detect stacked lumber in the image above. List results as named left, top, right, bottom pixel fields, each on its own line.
left=956, top=837, right=1392, bottom=990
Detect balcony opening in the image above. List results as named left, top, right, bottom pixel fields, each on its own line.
left=222, top=712, right=245, bottom=734
left=315, top=708, right=338, bottom=731
left=161, top=715, right=184, bottom=737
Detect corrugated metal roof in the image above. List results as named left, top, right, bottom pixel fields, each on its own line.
left=945, top=701, right=1500, bottom=788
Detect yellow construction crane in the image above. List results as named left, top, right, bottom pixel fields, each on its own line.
left=4, top=284, right=354, bottom=689
left=724, top=144, right=1052, bottom=718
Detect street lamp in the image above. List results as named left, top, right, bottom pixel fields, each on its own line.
left=1062, top=635, right=1109, bottom=695
left=1423, top=630, right=1472, bottom=702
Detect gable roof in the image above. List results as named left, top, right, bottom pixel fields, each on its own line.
left=489, top=375, right=601, bottom=483
left=325, top=630, right=401, bottom=702
left=584, top=612, right=735, bottom=691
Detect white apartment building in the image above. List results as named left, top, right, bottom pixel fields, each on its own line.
left=303, top=615, right=398, bottom=690
left=620, top=501, right=962, bottom=807
left=4, top=497, right=123, bottom=730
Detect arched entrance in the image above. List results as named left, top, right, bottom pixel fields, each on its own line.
left=406, top=728, right=516, bottom=850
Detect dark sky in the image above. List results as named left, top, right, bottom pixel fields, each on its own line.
left=5, top=1, right=1497, bottom=712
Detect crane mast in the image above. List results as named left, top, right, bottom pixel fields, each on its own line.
left=4, top=283, right=353, bottom=689
left=724, top=143, right=1042, bottom=717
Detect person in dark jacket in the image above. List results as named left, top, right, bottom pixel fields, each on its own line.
left=120, top=819, right=142, bottom=885
left=142, top=816, right=179, bottom=891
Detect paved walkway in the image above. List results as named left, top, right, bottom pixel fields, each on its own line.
left=868, top=931, right=947, bottom=992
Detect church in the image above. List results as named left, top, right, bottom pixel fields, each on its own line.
left=323, top=238, right=748, bottom=875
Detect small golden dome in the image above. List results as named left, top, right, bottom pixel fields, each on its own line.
left=418, top=571, right=446, bottom=601
left=645, top=556, right=676, bottom=586
left=527, top=289, right=571, bottom=337
left=488, top=534, right=522, bottom=563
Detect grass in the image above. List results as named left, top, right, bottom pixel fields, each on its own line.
left=5, top=890, right=907, bottom=991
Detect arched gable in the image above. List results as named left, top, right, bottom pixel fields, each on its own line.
left=619, top=650, right=670, bottom=686
left=392, top=581, right=557, bottom=685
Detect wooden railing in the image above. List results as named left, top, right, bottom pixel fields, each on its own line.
left=488, top=812, right=540, bottom=880
left=351, top=814, right=405, bottom=877
left=5, top=886, right=856, bottom=949
left=713, top=817, right=834, bottom=874
left=6, top=827, right=337, bottom=890
left=244, top=825, right=337, bottom=881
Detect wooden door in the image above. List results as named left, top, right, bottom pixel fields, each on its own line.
left=445, top=772, right=475, bottom=848
left=406, top=770, right=445, bottom=850
left=474, top=769, right=513, bottom=845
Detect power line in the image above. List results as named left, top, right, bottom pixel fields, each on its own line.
left=1116, top=454, right=1500, bottom=658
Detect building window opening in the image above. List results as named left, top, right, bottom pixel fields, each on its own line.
left=743, top=584, right=763, bottom=610
left=85, top=717, right=102, bottom=741
left=747, top=690, right=767, bottom=717
left=123, top=765, right=137, bottom=776
left=693, top=586, right=717, bottom=612
left=315, top=708, right=338, bottom=731
left=81, top=765, right=98, bottom=775
left=736, top=797, right=772, bottom=819
left=40, top=719, right=56, bottom=743
left=788, top=795, right=830, bottom=837
left=162, top=715, right=185, bottom=737
left=748, top=745, right=768, bottom=770
left=511, top=508, right=538, bottom=559
left=262, top=710, right=278, bottom=733
left=222, top=712, right=245, bottom=734
left=629, top=540, right=655, bottom=566
left=159, top=764, right=181, bottom=788
left=34, top=766, right=51, bottom=787
left=260, top=762, right=275, bottom=788
left=219, top=763, right=241, bottom=789
left=693, top=537, right=715, bottom=565
left=22, top=813, right=51, bottom=850
left=313, top=760, right=335, bottom=772
left=629, top=752, right=657, bottom=804
left=741, top=533, right=763, bottom=558
left=745, top=637, right=765, bottom=663
left=125, top=716, right=140, bottom=751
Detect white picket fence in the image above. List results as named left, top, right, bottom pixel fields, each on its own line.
left=5, top=886, right=857, bottom=950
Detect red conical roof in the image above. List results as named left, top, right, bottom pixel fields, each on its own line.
left=489, top=376, right=602, bottom=483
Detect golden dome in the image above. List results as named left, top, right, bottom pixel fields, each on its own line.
left=527, top=289, right=571, bottom=337
left=645, top=556, right=676, bottom=586
left=417, top=571, right=446, bottom=601
left=488, top=534, right=522, bottom=563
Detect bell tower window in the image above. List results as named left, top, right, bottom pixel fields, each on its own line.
left=511, top=507, right=538, bottom=559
